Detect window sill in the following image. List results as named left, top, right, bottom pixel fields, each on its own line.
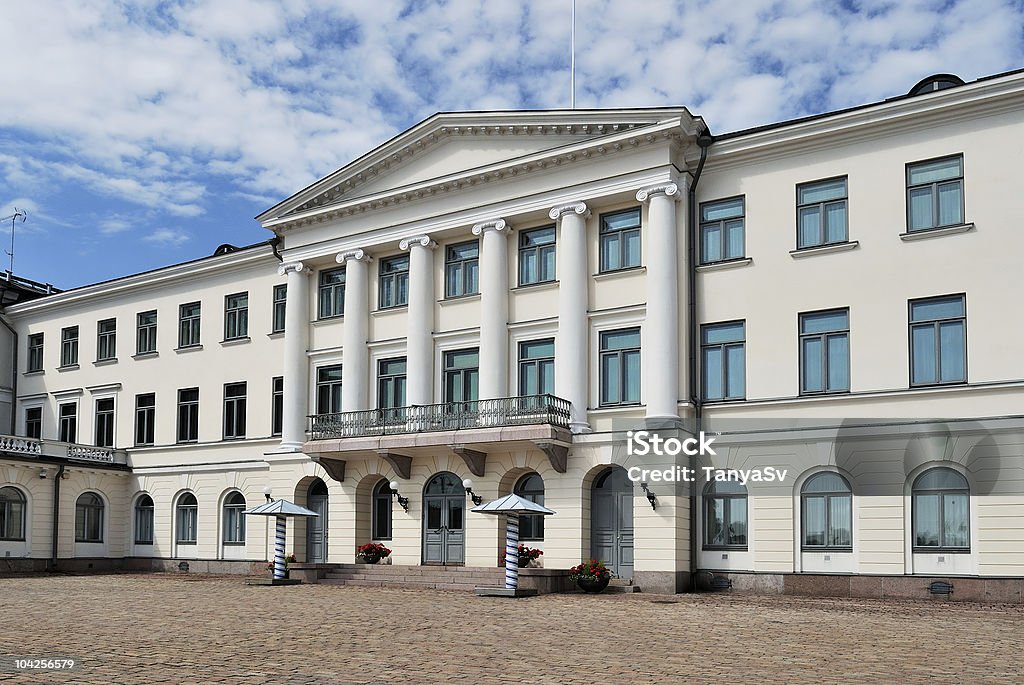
left=801, top=547, right=853, bottom=554
left=132, top=351, right=159, bottom=360
left=696, top=257, right=753, bottom=273
left=912, top=548, right=972, bottom=555
left=312, top=316, right=343, bottom=326
left=93, top=358, right=118, bottom=367
left=910, top=380, right=967, bottom=390
left=220, top=337, right=251, bottom=347
left=372, top=305, right=409, bottom=316
left=439, top=293, right=481, bottom=305
left=702, top=546, right=749, bottom=552
left=512, top=279, right=559, bottom=292
left=899, top=222, right=974, bottom=241
left=174, top=345, right=203, bottom=354
left=57, top=364, right=80, bottom=372
left=23, top=370, right=44, bottom=377
left=789, top=241, right=859, bottom=258
left=593, top=266, right=645, bottom=281
left=267, top=331, right=285, bottom=339
left=222, top=542, right=246, bottom=546
left=701, top=396, right=747, bottom=405
left=222, top=436, right=246, bottom=441
left=587, top=404, right=645, bottom=416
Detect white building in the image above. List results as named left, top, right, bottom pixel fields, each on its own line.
left=1, top=70, right=1022, bottom=599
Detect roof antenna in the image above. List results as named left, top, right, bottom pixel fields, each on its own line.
left=2, top=207, right=27, bottom=274
left=570, top=0, right=576, bottom=109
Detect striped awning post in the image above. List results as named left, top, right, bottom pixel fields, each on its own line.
left=504, top=513, right=520, bottom=589
left=273, top=515, right=287, bottom=580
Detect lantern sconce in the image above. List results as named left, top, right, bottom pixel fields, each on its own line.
left=462, top=478, right=483, bottom=506
left=263, top=486, right=273, bottom=503
left=639, top=482, right=657, bottom=510
left=389, top=480, right=410, bottom=512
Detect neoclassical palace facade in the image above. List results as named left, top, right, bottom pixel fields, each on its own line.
left=1, top=70, right=1022, bottom=597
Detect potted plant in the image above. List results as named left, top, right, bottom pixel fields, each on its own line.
left=501, top=544, right=543, bottom=568
left=568, top=559, right=612, bottom=593
left=266, top=553, right=298, bottom=577
left=357, top=542, right=392, bottom=564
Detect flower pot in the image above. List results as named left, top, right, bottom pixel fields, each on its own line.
left=576, top=575, right=610, bottom=593
left=360, top=553, right=382, bottom=565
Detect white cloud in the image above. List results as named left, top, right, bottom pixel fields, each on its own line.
left=143, top=228, right=191, bottom=247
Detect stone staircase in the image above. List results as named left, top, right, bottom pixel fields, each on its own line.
left=607, top=578, right=640, bottom=593
left=322, top=564, right=505, bottom=591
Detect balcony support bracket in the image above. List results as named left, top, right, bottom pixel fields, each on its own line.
left=451, top=445, right=486, bottom=477
left=314, top=457, right=346, bottom=483
left=535, top=441, right=568, bottom=473
left=378, top=451, right=412, bottom=480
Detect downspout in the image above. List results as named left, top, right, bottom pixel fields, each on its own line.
left=50, top=463, right=65, bottom=572
left=0, top=314, right=17, bottom=434
left=688, top=129, right=714, bottom=589
left=268, top=236, right=284, bottom=262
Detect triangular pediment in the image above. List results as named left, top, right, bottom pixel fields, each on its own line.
left=257, top=108, right=699, bottom=225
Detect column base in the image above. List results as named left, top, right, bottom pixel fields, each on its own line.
left=643, top=415, right=685, bottom=430
left=569, top=421, right=592, bottom=434
left=268, top=442, right=305, bottom=454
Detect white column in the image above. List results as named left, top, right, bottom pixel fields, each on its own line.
left=278, top=261, right=310, bottom=451
left=636, top=182, right=682, bottom=425
left=400, top=235, right=437, bottom=407
left=472, top=219, right=510, bottom=401
left=337, top=249, right=371, bottom=412
left=549, top=202, right=591, bottom=433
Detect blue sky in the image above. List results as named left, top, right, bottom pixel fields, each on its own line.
left=2, top=0, right=1022, bottom=289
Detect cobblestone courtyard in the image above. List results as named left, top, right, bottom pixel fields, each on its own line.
left=1, top=574, right=1021, bottom=684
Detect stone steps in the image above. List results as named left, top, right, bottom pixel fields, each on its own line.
left=323, top=564, right=504, bottom=591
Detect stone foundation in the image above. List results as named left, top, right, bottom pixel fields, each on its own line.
left=634, top=570, right=692, bottom=594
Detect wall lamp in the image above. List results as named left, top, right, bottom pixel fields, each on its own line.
left=639, top=482, right=657, bottom=510
left=263, top=486, right=273, bottom=503
left=39, top=468, right=47, bottom=479
left=462, top=478, right=483, bottom=506
left=389, top=481, right=410, bottom=512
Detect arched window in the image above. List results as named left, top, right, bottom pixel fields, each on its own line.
left=0, top=486, right=26, bottom=541
left=223, top=492, right=247, bottom=545
left=703, top=480, right=747, bottom=549
left=176, top=493, right=198, bottom=545
left=514, top=473, right=545, bottom=541
left=371, top=480, right=392, bottom=540
left=913, top=467, right=969, bottom=551
left=75, top=492, right=104, bottom=543
left=801, top=472, right=852, bottom=550
left=134, top=494, right=154, bottom=545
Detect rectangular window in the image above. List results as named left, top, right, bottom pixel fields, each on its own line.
left=702, top=321, right=745, bottom=400
left=136, top=310, right=157, bottom=355
left=444, top=349, right=480, bottom=404
left=700, top=197, right=745, bottom=264
left=60, top=326, right=79, bottom=367
left=518, top=225, right=556, bottom=285
left=96, top=318, right=116, bottom=361
left=223, top=382, right=247, bottom=439
left=272, top=284, right=287, bottom=333
left=134, top=500, right=154, bottom=545
left=518, top=339, right=555, bottom=396
left=177, top=388, right=199, bottom=443
left=94, top=398, right=115, bottom=448
left=377, top=358, right=407, bottom=411
left=224, top=292, right=249, bottom=340
left=799, top=309, right=850, bottom=394
left=599, top=208, right=641, bottom=272
left=135, top=393, right=155, bottom=446
left=599, top=328, right=641, bottom=406
left=178, top=302, right=201, bottom=348
left=271, top=377, right=284, bottom=436
left=378, top=255, right=410, bottom=309
left=445, top=241, right=479, bottom=298
left=910, top=295, right=966, bottom=386
left=907, top=155, right=964, bottom=231
left=797, top=177, right=848, bottom=249
left=316, top=365, right=343, bottom=414
left=318, top=268, right=346, bottom=319
left=27, top=333, right=44, bottom=372
left=25, top=407, right=42, bottom=439
left=59, top=402, right=77, bottom=443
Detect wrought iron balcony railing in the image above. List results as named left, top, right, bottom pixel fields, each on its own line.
left=0, top=434, right=124, bottom=464
left=308, top=394, right=571, bottom=440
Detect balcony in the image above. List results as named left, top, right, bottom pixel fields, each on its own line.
left=0, top=434, right=129, bottom=466
left=304, top=394, right=573, bottom=478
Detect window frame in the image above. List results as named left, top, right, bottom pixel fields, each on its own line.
left=60, top=325, right=79, bottom=367
left=271, top=377, right=284, bottom=436
left=798, top=309, right=851, bottom=396
left=96, top=318, right=116, bottom=361
left=518, top=338, right=555, bottom=396
left=58, top=401, right=77, bottom=443
left=378, top=255, right=410, bottom=309
left=598, top=207, right=642, bottom=273
left=27, top=333, right=44, bottom=372
left=443, top=348, right=480, bottom=404
left=911, top=467, right=971, bottom=553
left=24, top=406, right=42, bottom=439
left=135, top=393, right=155, bottom=446
left=702, top=481, right=748, bottom=550
left=444, top=240, right=480, bottom=299
left=315, top=365, right=343, bottom=415
left=175, top=492, right=198, bottom=545
left=223, top=382, right=247, bottom=440
left=0, top=486, right=27, bottom=541
left=176, top=388, right=200, bottom=444
left=518, top=225, right=556, bottom=286
left=701, top=321, right=746, bottom=401
left=906, top=154, right=965, bottom=232
left=795, top=176, right=849, bottom=249
left=271, top=284, right=287, bottom=334
left=223, top=292, right=249, bottom=341
left=318, top=267, right=346, bottom=319
left=134, top=494, right=154, bottom=545
left=222, top=491, right=247, bottom=545
left=136, top=310, right=157, bottom=355
left=699, top=196, right=746, bottom=265
left=514, top=473, right=545, bottom=541
left=94, top=397, right=115, bottom=448
left=598, top=328, right=642, bottom=407
left=371, top=479, right=393, bottom=541
left=377, top=358, right=407, bottom=413
left=75, top=492, right=104, bottom=543
left=908, top=294, right=967, bottom=387
left=178, top=302, right=201, bottom=348
left=800, top=472, right=853, bottom=552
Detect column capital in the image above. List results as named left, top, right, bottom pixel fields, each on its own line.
left=336, top=249, right=371, bottom=264
left=471, top=218, right=511, bottom=236
left=399, top=235, right=438, bottom=251
left=277, top=261, right=309, bottom=276
left=548, top=202, right=590, bottom=221
left=635, top=183, right=680, bottom=203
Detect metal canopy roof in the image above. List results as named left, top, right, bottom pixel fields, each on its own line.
left=471, top=494, right=556, bottom=516
left=243, top=499, right=319, bottom=517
